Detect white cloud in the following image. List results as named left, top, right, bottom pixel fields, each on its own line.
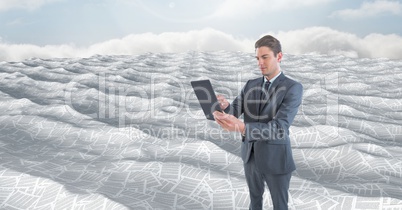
left=0, top=28, right=253, bottom=61
left=0, top=0, right=61, bottom=11
left=87, top=28, right=253, bottom=54
left=1, top=27, right=402, bottom=62
left=271, top=27, right=402, bottom=59
left=330, top=0, right=402, bottom=19
left=212, top=0, right=333, bottom=18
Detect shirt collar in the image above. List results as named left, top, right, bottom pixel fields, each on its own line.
left=264, top=71, right=282, bottom=84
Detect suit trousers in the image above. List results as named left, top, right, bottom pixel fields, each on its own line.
left=245, top=144, right=292, bottom=210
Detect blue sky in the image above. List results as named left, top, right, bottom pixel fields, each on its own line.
left=1, top=0, right=402, bottom=61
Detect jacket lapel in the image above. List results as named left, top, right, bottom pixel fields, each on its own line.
left=255, top=77, right=264, bottom=113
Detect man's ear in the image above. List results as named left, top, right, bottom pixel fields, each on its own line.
left=277, top=52, right=283, bottom=62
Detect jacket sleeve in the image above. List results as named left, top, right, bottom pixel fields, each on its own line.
left=245, top=82, right=303, bottom=142
left=223, top=81, right=248, bottom=118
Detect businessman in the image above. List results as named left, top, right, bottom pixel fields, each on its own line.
left=213, top=35, right=303, bottom=210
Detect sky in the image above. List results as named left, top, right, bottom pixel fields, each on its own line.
left=1, top=0, right=402, bottom=61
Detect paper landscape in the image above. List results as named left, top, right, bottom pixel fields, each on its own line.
left=0, top=51, right=401, bottom=209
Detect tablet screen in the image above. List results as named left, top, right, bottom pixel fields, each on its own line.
left=191, top=80, right=222, bottom=120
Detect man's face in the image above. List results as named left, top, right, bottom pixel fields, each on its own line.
left=255, top=46, right=282, bottom=79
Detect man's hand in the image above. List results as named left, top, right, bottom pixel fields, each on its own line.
left=217, top=95, right=229, bottom=110
left=213, top=111, right=245, bottom=134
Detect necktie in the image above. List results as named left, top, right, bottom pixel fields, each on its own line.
left=261, top=80, right=271, bottom=101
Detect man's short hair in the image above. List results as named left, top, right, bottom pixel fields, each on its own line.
left=255, top=35, right=282, bottom=57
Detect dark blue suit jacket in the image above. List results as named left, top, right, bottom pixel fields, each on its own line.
left=225, top=73, right=303, bottom=174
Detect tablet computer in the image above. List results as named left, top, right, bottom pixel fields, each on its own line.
left=191, top=79, right=222, bottom=120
